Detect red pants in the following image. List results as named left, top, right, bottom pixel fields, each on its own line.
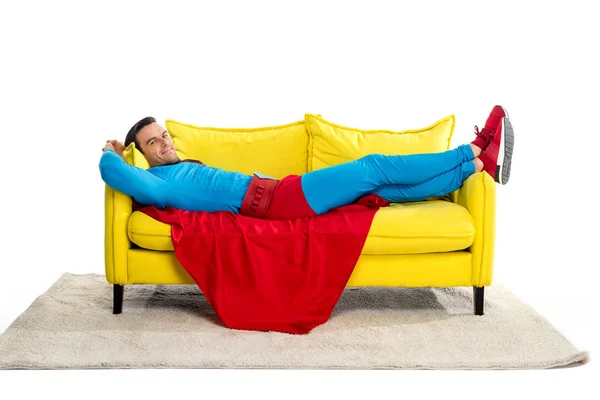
left=240, top=174, right=318, bottom=220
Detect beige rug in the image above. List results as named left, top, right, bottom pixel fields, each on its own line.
left=0, top=273, right=590, bottom=370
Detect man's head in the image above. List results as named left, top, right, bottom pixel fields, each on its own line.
left=125, top=117, right=179, bottom=167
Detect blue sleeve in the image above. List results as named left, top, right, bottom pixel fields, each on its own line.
left=99, top=149, right=167, bottom=207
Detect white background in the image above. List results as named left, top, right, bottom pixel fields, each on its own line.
left=0, top=0, right=598, bottom=398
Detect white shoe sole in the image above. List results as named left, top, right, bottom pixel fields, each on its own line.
left=496, top=117, right=514, bottom=184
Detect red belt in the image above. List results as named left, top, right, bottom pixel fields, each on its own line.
left=240, top=174, right=279, bottom=218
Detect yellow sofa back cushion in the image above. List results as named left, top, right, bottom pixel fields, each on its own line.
left=122, top=143, right=150, bottom=170
left=305, top=113, right=455, bottom=171
left=164, top=119, right=309, bottom=179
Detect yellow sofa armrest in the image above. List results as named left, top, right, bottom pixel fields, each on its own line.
left=451, top=172, right=496, bottom=286
left=104, top=185, right=133, bottom=284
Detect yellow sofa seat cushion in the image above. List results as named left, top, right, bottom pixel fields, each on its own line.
left=364, top=201, right=475, bottom=254
left=128, top=200, right=475, bottom=255
left=164, top=119, right=309, bottom=179
left=305, top=113, right=455, bottom=171
left=128, top=211, right=173, bottom=251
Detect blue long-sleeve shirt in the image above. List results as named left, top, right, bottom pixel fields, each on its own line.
left=99, top=149, right=254, bottom=213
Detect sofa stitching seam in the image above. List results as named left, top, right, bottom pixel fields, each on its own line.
left=477, top=173, right=485, bottom=286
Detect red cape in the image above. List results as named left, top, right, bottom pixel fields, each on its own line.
left=135, top=194, right=389, bottom=334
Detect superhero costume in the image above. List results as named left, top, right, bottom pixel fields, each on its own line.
left=99, top=144, right=475, bottom=219
left=133, top=195, right=388, bottom=334
left=99, top=146, right=476, bottom=333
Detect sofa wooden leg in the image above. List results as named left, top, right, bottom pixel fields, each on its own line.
left=473, top=286, right=484, bottom=316
left=113, top=284, right=124, bottom=314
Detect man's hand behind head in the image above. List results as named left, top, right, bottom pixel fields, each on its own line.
left=103, top=140, right=125, bottom=157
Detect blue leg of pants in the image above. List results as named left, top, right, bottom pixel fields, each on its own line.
left=301, top=144, right=475, bottom=214
left=373, top=162, right=475, bottom=202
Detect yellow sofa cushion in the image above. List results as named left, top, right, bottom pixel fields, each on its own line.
left=122, top=142, right=151, bottom=170
left=305, top=113, right=455, bottom=171
left=164, top=119, right=309, bottom=179
left=128, top=211, right=172, bottom=251
left=128, top=200, right=475, bottom=255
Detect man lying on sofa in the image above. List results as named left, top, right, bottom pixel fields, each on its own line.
left=99, top=106, right=514, bottom=220
left=99, top=107, right=514, bottom=334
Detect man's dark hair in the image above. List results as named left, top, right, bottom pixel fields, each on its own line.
left=125, top=116, right=156, bottom=154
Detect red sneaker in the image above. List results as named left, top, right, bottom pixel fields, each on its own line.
left=478, top=117, right=514, bottom=184
left=471, top=105, right=509, bottom=150
left=485, top=105, right=509, bottom=130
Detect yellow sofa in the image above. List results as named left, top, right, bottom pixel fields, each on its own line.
left=104, top=113, right=496, bottom=316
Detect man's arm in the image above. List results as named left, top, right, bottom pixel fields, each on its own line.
left=99, top=148, right=168, bottom=207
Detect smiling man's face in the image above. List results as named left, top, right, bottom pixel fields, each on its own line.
left=136, top=122, right=179, bottom=167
